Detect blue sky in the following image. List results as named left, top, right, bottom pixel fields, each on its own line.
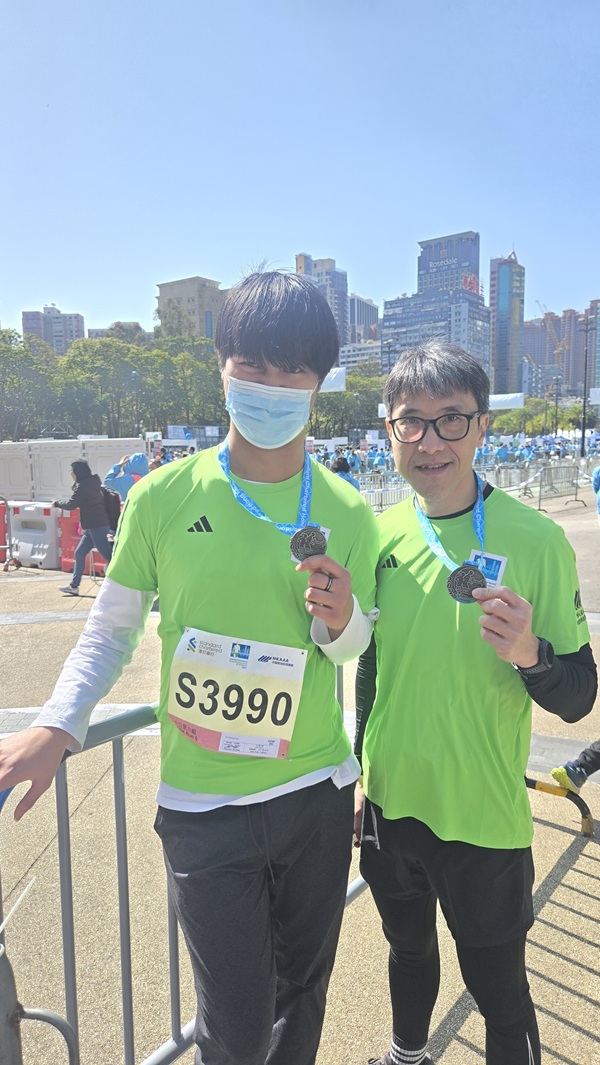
left=1, top=0, right=599, bottom=334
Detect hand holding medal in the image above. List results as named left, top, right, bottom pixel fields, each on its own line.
left=472, top=584, right=539, bottom=665
left=292, top=528, right=354, bottom=637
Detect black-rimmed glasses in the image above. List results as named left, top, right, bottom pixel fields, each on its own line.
left=389, top=411, right=485, bottom=443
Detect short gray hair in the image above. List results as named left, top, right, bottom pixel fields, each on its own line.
left=383, top=341, right=490, bottom=415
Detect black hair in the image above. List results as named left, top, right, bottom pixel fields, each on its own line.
left=383, top=341, right=490, bottom=415
left=71, top=460, right=92, bottom=481
left=215, top=271, right=339, bottom=381
left=331, top=456, right=350, bottom=473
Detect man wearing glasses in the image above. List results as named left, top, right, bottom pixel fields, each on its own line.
left=355, top=342, right=596, bottom=1065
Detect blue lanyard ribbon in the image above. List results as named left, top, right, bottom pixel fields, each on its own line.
left=413, top=472, right=485, bottom=573
left=217, top=439, right=319, bottom=536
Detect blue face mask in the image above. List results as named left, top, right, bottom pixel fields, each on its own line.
left=225, top=375, right=316, bottom=450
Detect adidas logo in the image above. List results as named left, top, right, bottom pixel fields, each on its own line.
left=381, top=555, right=398, bottom=569
left=187, top=516, right=213, bottom=533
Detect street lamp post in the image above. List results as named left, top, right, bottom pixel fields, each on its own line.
left=579, top=314, right=596, bottom=458
left=131, top=370, right=140, bottom=437
left=553, top=375, right=562, bottom=436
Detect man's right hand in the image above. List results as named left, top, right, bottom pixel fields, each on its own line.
left=0, top=728, right=72, bottom=821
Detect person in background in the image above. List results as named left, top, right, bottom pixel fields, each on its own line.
left=53, top=460, right=113, bottom=596
left=551, top=739, right=600, bottom=792
left=348, top=449, right=361, bottom=475
left=331, top=455, right=360, bottom=490
left=103, top=452, right=149, bottom=501
left=592, top=464, right=600, bottom=527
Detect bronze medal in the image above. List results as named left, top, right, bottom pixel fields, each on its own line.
left=290, top=526, right=327, bottom=561
left=446, top=564, right=487, bottom=604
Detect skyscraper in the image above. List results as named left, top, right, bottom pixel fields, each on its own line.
left=381, top=232, right=490, bottom=375
left=417, top=232, right=481, bottom=296
left=295, top=254, right=349, bottom=345
left=22, top=305, right=85, bottom=355
left=349, top=294, right=379, bottom=343
left=489, top=252, right=525, bottom=393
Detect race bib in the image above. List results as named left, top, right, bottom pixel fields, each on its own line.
left=168, top=628, right=307, bottom=758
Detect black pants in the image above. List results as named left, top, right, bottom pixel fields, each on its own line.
left=361, top=808, right=541, bottom=1065
left=371, top=889, right=540, bottom=1065
left=155, top=778, right=354, bottom=1065
left=578, top=738, right=600, bottom=777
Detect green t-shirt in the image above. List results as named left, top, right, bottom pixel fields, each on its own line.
left=108, top=447, right=378, bottom=795
left=363, top=487, right=589, bottom=849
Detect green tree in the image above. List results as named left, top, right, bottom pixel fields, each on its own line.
left=153, top=300, right=196, bottom=338
left=308, top=371, right=386, bottom=439
left=489, top=398, right=548, bottom=437
left=104, top=321, right=149, bottom=346
left=0, top=330, right=59, bottom=440
left=56, top=338, right=148, bottom=437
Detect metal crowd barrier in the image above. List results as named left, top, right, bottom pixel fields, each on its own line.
left=0, top=672, right=368, bottom=1065
left=357, top=473, right=411, bottom=513
left=358, top=459, right=597, bottom=515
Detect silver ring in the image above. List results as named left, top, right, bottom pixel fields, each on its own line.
left=324, top=575, right=333, bottom=593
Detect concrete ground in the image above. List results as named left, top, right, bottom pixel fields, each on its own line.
left=0, top=485, right=599, bottom=1065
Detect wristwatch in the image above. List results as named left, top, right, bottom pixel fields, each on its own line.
left=513, top=638, right=555, bottom=676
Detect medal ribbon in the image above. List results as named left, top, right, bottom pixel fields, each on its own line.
left=217, top=439, right=319, bottom=536
left=413, top=472, right=485, bottom=573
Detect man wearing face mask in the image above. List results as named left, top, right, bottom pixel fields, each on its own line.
left=0, top=272, right=379, bottom=1065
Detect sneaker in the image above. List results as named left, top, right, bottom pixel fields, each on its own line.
left=59, top=584, right=79, bottom=596
left=551, top=761, right=588, bottom=794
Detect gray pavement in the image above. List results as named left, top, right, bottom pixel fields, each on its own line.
left=0, top=485, right=599, bottom=1065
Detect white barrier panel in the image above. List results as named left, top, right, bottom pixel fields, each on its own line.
left=0, top=438, right=150, bottom=500
left=9, top=501, right=61, bottom=568
left=83, top=438, right=142, bottom=479
left=0, top=443, right=31, bottom=500
left=29, top=441, right=83, bottom=502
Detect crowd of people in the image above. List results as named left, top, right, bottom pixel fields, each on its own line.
left=475, top=436, right=600, bottom=465
left=0, top=272, right=598, bottom=1065
left=314, top=443, right=396, bottom=473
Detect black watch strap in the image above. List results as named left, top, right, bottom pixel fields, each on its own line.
left=514, top=638, right=555, bottom=676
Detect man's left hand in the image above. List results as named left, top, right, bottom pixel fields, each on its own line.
left=296, top=555, right=353, bottom=640
left=472, top=585, right=540, bottom=667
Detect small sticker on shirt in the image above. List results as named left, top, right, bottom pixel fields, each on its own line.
left=467, top=550, right=508, bottom=588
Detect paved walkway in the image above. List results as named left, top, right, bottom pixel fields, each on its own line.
left=0, top=487, right=599, bottom=1064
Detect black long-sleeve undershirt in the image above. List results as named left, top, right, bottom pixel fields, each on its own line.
left=354, top=636, right=597, bottom=766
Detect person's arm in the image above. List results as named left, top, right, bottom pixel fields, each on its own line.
left=102, top=463, right=123, bottom=487
left=32, top=577, right=156, bottom=747
left=515, top=642, right=597, bottom=723
left=53, top=483, right=81, bottom=511
left=311, top=596, right=379, bottom=664
left=0, top=578, right=154, bottom=820
left=473, top=583, right=596, bottom=723
left=354, top=633, right=377, bottom=765
left=352, top=634, right=377, bottom=840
